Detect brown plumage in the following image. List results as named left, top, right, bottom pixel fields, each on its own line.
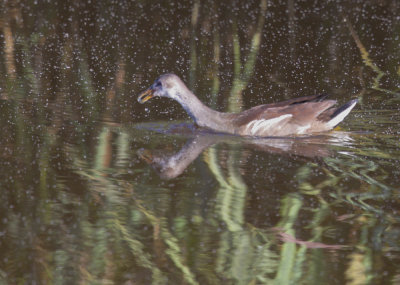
left=138, top=74, right=357, bottom=137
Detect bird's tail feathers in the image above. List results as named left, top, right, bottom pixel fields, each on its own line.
left=327, top=99, right=358, bottom=128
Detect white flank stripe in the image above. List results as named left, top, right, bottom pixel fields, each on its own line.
left=328, top=100, right=357, bottom=128
left=297, top=124, right=311, bottom=134
left=251, top=120, right=268, bottom=134
left=248, top=114, right=292, bottom=135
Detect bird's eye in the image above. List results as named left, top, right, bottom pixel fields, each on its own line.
left=155, top=81, right=162, bottom=87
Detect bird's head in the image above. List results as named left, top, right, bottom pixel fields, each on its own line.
left=138, top=74, right=183, bottom=103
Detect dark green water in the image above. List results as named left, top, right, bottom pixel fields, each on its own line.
left=0, top=0, right=399, bottom=284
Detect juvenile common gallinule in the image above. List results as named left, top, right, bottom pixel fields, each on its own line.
left=138, top=74, right=357, bottom=137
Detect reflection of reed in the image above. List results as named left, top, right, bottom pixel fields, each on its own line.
left=207, top=146, right=267, bottom=283
left=346, top=252, right=368, bottom=285
left=91, top=127, right=201, bottom=284
left=1, top=1, right=399, bottom=283
left=201, top=5, right=270, bottom=279
left=324, top=155, right=394, bottom=211
left=274, top=192, right=348, bottom=283
left=210, top=2, right=221, bottom=109
left=228, top=0, right=267, bottom=112
left=189, top=0, right=200, bottom=90
left=206, top=146, right=246, bottom=232
left=275, top=194, right=303, bottom=284
left=287, top=0, right=296, bottom=63
left=3, top=23, right=16, bottom=78
left=2, top=3, right=22, bottom=82
left=69, top=136, right=169, bottom=283
left=295, top=151, right=395, bottom=284
left=345, top=17, right=399, bottom=96
left=103, top=61, right=125, bottom=121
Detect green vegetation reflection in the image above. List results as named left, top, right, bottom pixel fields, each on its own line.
left=1, top=0, right=400, bottom=284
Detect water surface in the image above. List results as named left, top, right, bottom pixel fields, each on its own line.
left=0, top=0, right=400, bottom=284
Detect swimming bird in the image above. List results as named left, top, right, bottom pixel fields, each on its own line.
left=138, top=74, right=357, bottom=137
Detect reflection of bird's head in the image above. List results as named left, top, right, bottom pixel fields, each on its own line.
left=137, top=147, right=183, bottom=180
left=138, top=74, right=186, bottom=104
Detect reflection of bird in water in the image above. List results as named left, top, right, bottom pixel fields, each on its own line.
left=137, top=132, right=354, bottom=179
left=138, top=74, right=357, bottom=137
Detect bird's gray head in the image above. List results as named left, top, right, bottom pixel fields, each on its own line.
left=138, top=74, right=185, bottom=104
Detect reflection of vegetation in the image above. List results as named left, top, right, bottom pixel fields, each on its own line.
left=295, top=148, right=400, bottom=284
left=206, top=146, right=246, bottom=232
left=210, top=2, right=221, bottom=109
left=205, top=145, right=278, bottom=284
left=228, top=0, right=267, bottom=112
left=345, top=17, right=400, bottom=96
left=1, top=0, right=400, bottom=284
left=275, top=194, right=303, bottom=284
left=189, top=0, right=200, bottom=90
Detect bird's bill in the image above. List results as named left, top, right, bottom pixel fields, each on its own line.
left=137, top=88, right=155, bottom=103
left=137, top=148, right=154, bottom=164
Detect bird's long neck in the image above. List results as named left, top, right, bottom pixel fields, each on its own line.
left=174, top=88, right=235, bottom=133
